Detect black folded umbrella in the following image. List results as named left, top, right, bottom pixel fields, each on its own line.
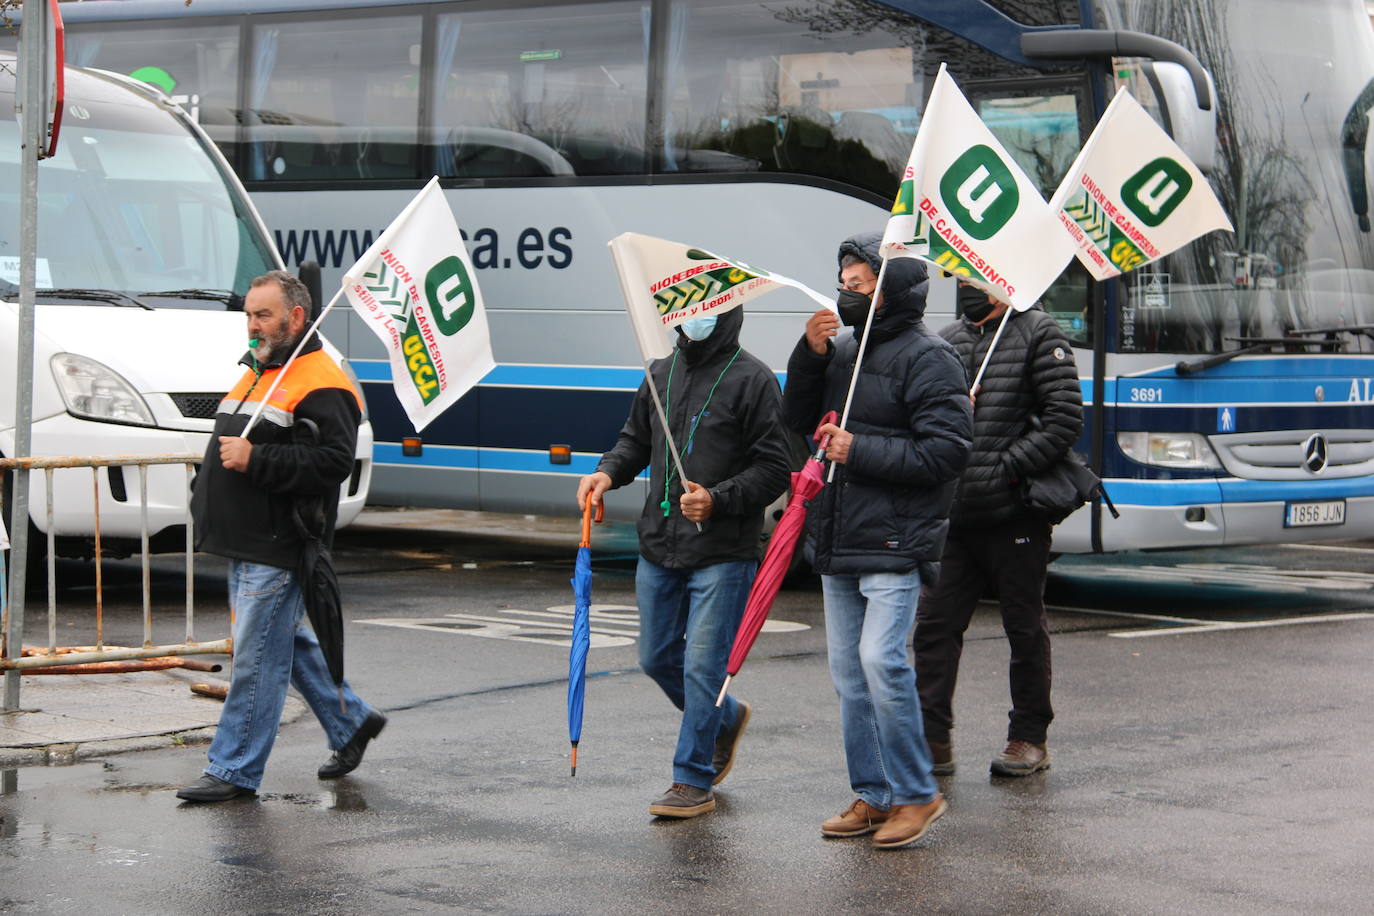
left=291, top=419, right=346, bottom=698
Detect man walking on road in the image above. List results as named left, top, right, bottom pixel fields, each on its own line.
left=577, top=305, right=791, bottom=819
left=782, top=233, right=972, bottom=849
left=176, top=271, right=386, bottom=803
left=913, top=282, right=1083, bottom=777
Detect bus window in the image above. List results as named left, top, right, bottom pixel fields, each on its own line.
left=245, top=13, right=421, bottom=182
left=64, top=23, right=241, bottom=168
left=975, top=91, right=1090, bottom=344
left=431, top=3, right=648, bottom=179
left=659, top=1, right=1079, bottom=197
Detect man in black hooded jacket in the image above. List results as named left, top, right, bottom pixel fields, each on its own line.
left=577, top=305, right=791, bottom=819
left=782, top=232, right=971, bottom=849
left=913, top=283, right=1083, bottom=778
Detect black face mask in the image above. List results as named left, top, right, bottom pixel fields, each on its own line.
left=836, top=288, right=873, bottom=329
left=958, top=285, right=995, bottom=324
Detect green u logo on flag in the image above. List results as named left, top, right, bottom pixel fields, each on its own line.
left=1121, top=157, right=1193, bottom=227
left=426, top=256, right=475, bottom=336
left=940, top=145, right=1020, bottom=240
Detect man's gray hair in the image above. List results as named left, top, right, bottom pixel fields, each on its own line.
left=251, top=270, right=314, bottom=317
left=839, top=253, right=868, bottom=270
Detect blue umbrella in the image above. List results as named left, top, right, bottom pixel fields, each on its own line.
left=568, top=499, right=602, bottom=776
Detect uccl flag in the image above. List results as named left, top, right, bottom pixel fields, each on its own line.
left=343, top=177, right=494, bottom=432
left=608, top=232, right=834, bottom=361
left=1050, top=87, right=1232, bottom=280
left=881, top=64, right=1076, bottom=311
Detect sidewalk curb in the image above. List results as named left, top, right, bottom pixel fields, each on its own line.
left=0, top=694, right=307, bottom=768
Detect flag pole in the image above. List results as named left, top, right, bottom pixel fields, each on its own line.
left=642, top=362, right=703, bottom=533
left=241, top=285, right=347, bottom=438
left=967, top=305, right=1013, bottom=396
left=827, top=258, right=889, bottom=483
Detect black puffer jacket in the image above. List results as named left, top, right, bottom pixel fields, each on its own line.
left=940, top=305, right=1083, bottom=528
left=597, top=306, right=792, bottom=568
left=782, top=233, right=973, bottom=575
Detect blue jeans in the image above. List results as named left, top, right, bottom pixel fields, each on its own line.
left=636, top=557, right=754, bottom=790
left=206, top=560, right=373, bottom=790
left=823, top=570, right=938, bottom=808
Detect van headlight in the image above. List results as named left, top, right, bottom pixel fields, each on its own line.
left=50, top=353, right=156, bottom=427
left=1117, top=431, right=1221, bottom=469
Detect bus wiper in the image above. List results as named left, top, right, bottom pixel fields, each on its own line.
left=1175, top=336, right=1333, bottom=375
left=34, top=288, right=154, bottom=310
left=139, top=288, right=243, bottom=309
left=1290, top=323, right=1374, bottom=341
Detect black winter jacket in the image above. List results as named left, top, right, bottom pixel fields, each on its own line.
left=191, top=335, right=361, bottom=568
left=597, top=306, right=792, bottom=568
left=782, top=233, right=973, bottom=575
left=939, top=305, right=1083, bottom=528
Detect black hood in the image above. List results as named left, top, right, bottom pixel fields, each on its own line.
left=836, top=231, right=928, bottom=338
left=675, top=303, right=745, bottom=366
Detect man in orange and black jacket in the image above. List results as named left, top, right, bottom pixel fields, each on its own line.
left=176, top=271, right=385, bottom=803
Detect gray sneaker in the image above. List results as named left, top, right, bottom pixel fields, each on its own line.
left=649, top=783, right=716, bottom=818
left=711, top=700, right=751, bottom=786
left=990, top=739, right=1050, bottom=776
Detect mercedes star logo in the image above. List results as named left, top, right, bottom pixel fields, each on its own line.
left=1301, top=433, right=1328, bottom=474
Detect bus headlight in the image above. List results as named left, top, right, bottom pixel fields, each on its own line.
left=1117, top=431, right=1221, bottom=469
left=50, top=353, right=157, bottom=427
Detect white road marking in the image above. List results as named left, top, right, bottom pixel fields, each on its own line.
left=1056, top=562, right=1374, bottom=592
left=1107, top=612, right=1374, bottom=639
left=359, top=604, right=810, bottom=647
left=1280, top=543, right=1374, bottom=554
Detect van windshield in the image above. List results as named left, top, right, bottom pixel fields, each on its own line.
left=0, top=79, right=276, bottom=309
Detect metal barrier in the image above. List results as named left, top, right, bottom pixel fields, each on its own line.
left=1, top=454, right=231, bottom=710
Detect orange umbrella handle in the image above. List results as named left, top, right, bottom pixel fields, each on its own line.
left=580, top=498, right=604, bottom=546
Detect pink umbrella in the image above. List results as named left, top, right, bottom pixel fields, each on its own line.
left=716, top=411, right=836, bottom=706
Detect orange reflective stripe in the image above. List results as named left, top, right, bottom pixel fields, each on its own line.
left=220, top=351, right=361, bottom=416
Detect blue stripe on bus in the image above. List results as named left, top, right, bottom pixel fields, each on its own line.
left=373, top=442, right=647, bottom=478
left=353, top=360, right=787, bottom=389
left=1106, top=476, right=1374, bottom=506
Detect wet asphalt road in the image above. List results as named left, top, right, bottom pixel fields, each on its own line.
left=3, top=510, right=1374, bottom=914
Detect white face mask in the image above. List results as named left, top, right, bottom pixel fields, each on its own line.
left=680, top=316, right=717, bottom=341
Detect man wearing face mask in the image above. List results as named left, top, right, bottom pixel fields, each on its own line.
left=912, top=281, right=1083, bottom=778
left=576, top=305, right=791, bottom=819
left=783, top=231, right=972, bottom=849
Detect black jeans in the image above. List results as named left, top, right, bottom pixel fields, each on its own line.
left=913, top=518, right=1054, bottom=745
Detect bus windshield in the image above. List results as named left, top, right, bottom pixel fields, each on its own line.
left=1100, top=0, right=1374, bottom=355
left=0, top=70, right=275, bottom=308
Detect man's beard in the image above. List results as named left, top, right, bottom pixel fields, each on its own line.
left=252, top=317, right=298, bottom=365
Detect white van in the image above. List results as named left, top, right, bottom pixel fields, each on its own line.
left=0, top=52, right=372, bottom=560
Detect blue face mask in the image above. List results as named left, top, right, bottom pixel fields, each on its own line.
left=680, top=316, right=717, bottom=341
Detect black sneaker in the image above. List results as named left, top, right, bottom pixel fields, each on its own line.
left=648, top=783, right=715, bottom=818
left=318, top=710, right=388, bottom=779
left=175, top=774, right=255, bottom=803
left=711, top=700, right=751, bottom=786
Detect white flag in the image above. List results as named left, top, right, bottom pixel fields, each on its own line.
left=608, top=232, right=834, bottom=361
left=1050, top=87, right=1233, bottom=280
left=880, top=64, right=1076, bottom=311
left=343, top=177, right=494, bottom=432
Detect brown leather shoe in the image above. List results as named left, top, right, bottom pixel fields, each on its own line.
left=872, top=795, right=948, bottom=849
left=990, top=739, right=1050, bottom=776
left=820, top=799, right=890, bottom=838
left=711, top=700, right=751, bottom=786
left=928, top=739, right=955, bottom=776
left=648, top=783, right=715, bottom=818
